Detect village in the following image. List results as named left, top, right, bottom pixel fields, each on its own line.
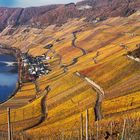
left=21, top=52, right=51, bottom=81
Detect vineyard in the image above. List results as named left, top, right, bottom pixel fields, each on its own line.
left=0, top=10, right=140, bottom=140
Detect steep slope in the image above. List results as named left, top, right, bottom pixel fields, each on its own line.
left=0, top=0, right=140, bottom=32
left=0, top=11, right=139, bottom=139
left=0, top=1, right=140, bottom=140
left=0, top=5, right=60, bottom=31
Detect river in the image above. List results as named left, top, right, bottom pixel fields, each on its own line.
left=0, top=54, right=18, bottom=103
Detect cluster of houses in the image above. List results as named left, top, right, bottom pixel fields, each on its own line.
left=21, top=53, right=51, bottom=80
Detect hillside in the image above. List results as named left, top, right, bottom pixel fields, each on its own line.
left=0, top=0, right=140, bottom=32
left=0, top=1, right=140, bottom=140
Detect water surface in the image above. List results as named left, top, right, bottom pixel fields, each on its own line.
left=0, top=54, right=18, bottom=103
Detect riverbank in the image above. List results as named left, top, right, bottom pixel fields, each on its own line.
left=0, top=44, right=20, bottom=57
left=0, top=45, right=21, bottom=104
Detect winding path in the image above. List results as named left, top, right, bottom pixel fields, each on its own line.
left=22, top=92, right=48, bottom=132
left=17, top=89, right=48, bottom=139
left=27, top=85, right=50, bottom=130
left=75, top=72, right=105, bottom=121
left=0, top=91, right=48, bottom=140
left=65, top=31, right=87, bottom=67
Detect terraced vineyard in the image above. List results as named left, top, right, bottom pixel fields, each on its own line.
left=0, top=94, right=46, bottom=132
left=0, top=9, right=140, bottom=140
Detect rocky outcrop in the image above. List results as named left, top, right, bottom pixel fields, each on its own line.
left=0, top=0, right=139, bottom=32
left=0, top=5, right=59, bottom=31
